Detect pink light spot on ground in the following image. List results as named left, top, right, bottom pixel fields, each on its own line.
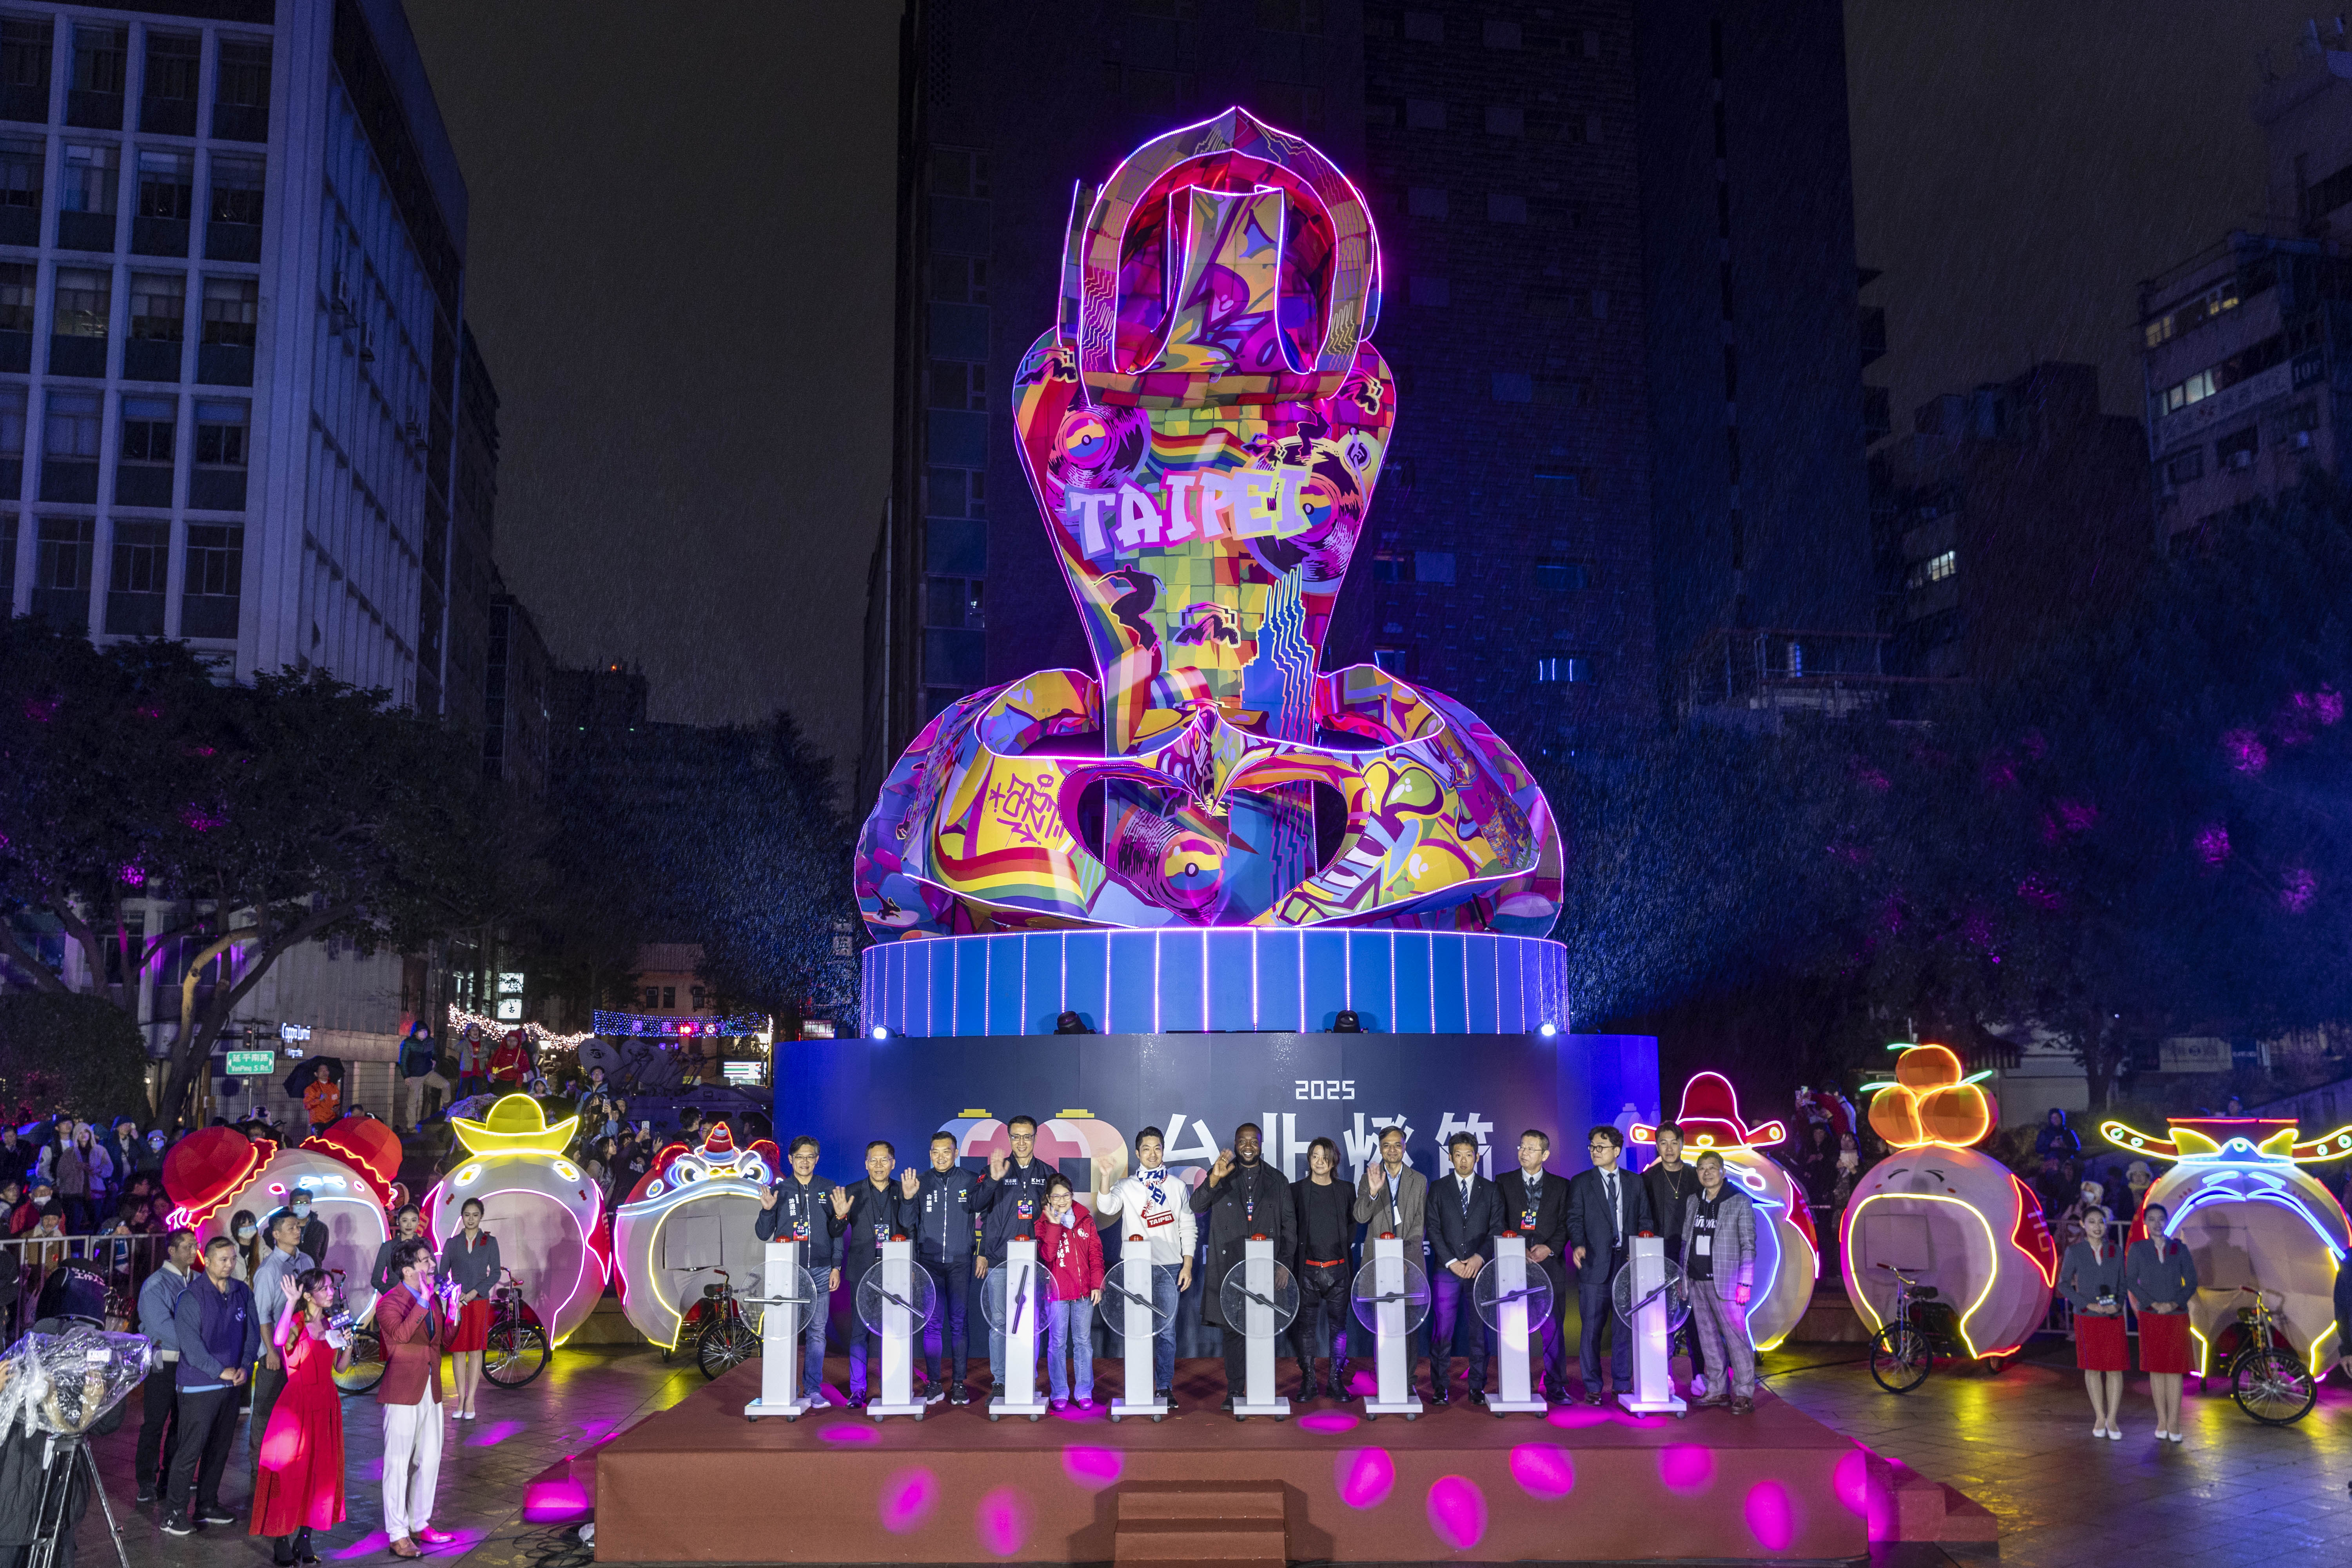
left=1833, top=1450, right=1871, bottom=1516
left=820, top=1421, right=880, bottom=1444
left=1425, top=1476, right=1487, bottom=1551
left=1062, top=1445, right=1123, bottom=1490
left=1297, top=1410, right=1358, bottom=1434
left=1335, top=1447, right=1394, bottom=1509
left=1658, top=1443, right=1715, bottom=1495
left=521, top=1480, right=591, bottom=1523
left=1051, top=1401, right=1104, bottom=1423
left=880, top=1467, right=939, bottom=1532
left=472, top=1420, right=525, bottom=1447
left=1744, top=1480, right=1798, bottom=1551
left=333, top=1534, right=389, bottom=1560
left=1509, top=1443, right=1575, bottom=1501
left=1544, top=1403, right=1612, bottom=1430
left=976, top=1486, right=1030, bottom=1556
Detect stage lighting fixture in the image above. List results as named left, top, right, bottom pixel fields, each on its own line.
left=869, top=1025, right=889, bottom=1041
left=1333, top=1010, right=1363, bottom=1033
left=1054, top=1011, right=1091, bottom=1034
left=1538, top=1022, right=1558, bottom=1038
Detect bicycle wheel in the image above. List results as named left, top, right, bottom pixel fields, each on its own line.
left=1870, top=1323, right=1931, bottom=1394
left=698, top=1316, right=759, bottom=1381
left=483, top=1322, right=551, bottom=1388
left=2230, top=1346, right=2316, bottom=1426
left=334, top=1327, right=386, bottom=1396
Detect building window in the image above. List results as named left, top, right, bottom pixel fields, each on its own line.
left=2216, top=425, right=2258, bottom=470
left=39, top=389, right=98, bottom=503
left=47, top=267, right=108, bottom=379
left=32, top=517, right=93, bottom=628
left=1534, top=466, right=1591, bottom=500
left=57, top=143, right=119, bottom=253
left=212, top=40, right=270, bottom=142
left=115, top=394, right=175, bottom=506
left=133, top=150, right=192, bottom=257
left=65, top=24, right=124, bottom=131
left=140, top=32, right=199, bottom=136
left=0, top=19, right=52, bottom=125
left=181, top=523, right=240, bottom=638
left=0, top=134, right=37, bottom=245
left=198, top=276, right=256, bottom=385
left=0, top=513, right=12, bottom=597
left=1371, top=552, right=1402, bottom=582
left=2161, top=447, right=2203, bottom=485
left=126, top=272, right=184, bottom=381
left=191, top=400, right=247, bottom=510
left=205, top=157, right=263, bottom=263
left=0, top=384, right=23, bottom=498
left=1906, top=549, right=1956, bottom=589
left=1414, top=550, right=1456, bottom=584
left=927, top=359, right=986, bottom=411
left=1371, top=646, right=1409, bottom=674
left=1534, top=656, right=1590, bottom=683
left=1254, top=80, right=1323, bottom=128
left=1257, top=0, right=1321, bottom=31
left=662, top=986, right=676, bottom=1010
left=929, top=254, right=987, bottom=303
left=0, top=261, right=26, bottom=375
left=1534, top=560, right=1591, bottom=592
left=104, top=519, right=166, bottom=634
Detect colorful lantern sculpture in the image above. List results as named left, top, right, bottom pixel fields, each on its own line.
left=423, top=1094, right=610, bottom=1347
left=162, top=1118, right=398, bottom=1318
left=1630, top=1072, right=1818, bottom=1352
left=953, top=1110, right=1131, bottom=1210
left=1841, top=1045, right=2058, bottom=1360
left=2102, top=1116, right=2352, bottom=1379
left=611, top=1123, right=782, bottom=1352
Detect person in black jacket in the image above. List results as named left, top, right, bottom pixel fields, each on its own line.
left=1289, top=1137, right=1356, bottom=1400
left=1427, top=1133, right=1503, bottom=1405
left=1566, top=1124, right=1655, bottom=1403
left=1191, top=1122, right=1296, bottom=1410
left=978, top=1116, right=1058, bottom=1397
left=1494, top=1129, right=1572, bottom=1401
left=833, top=1140, right=913, bottom=1406
left=909, top=1131, right=985, bottom=1405
left=754, top=1136, right=846, bottom=1405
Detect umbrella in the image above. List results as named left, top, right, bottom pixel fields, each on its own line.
left=282, top=1055, right=347, bottom=1097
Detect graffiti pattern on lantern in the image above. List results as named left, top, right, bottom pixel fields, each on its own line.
left=857, top=109, right=1560, bottom=940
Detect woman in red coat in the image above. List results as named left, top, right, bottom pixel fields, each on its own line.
left=249, top=1267, right=350, bottom=1564
left=1038, top=1174, right=1105, bottom=1410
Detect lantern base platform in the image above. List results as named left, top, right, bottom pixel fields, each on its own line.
left=867, top=1398, right=929, bottom=1420
left=740, top=1395, right=810, bottom=1421
left=1107, top=1396, right=1166, bottom=1422
left=990, top=1392, right=1052, bottom=1421
left=1360, top=1393, right=1424, bottom=1417
left=593, top=1357, right=1877, bottom=1563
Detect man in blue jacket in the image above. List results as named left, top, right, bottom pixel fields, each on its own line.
left=134, top=1227, right=198, bottom=1503
left=909, top=1131, right=985, bottom=1404
left=755, top=1135, right=846, bottom=1405
left=978, top=1115, right=1058, bottom=1396
left=161, top=1235, right=260, bottom=1535
left=835, top=1140, right=913, bottom=1407
left=1428, top=1133, right=1503, bottom=1405
left=1566, top=1125, right=1656, bottom=1404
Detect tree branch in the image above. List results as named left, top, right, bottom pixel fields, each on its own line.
left=0, top=919, right=72, bottom=995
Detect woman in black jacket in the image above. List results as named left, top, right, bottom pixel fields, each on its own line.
left=2125, top=1202, right=2199, bottom=1444
left=2055, top=1206, right=2127, bottom=1439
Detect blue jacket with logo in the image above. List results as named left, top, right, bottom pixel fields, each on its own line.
left=980, top=1158, right=1058, bottom=1263
left=911, top=1167, right=984, bottom=1265
left=753, top=1173, right=847, bottom=1269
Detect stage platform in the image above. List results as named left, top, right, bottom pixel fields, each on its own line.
left=592, top=1359, right=1877, bottom=1563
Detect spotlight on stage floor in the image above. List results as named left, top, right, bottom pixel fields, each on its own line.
left=1333, top=1010, right=1363, bottom=1033
left=1054, top=1011, right=1091, bottom=1035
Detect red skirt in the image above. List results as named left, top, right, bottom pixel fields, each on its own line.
left=2074, top=1310, right=2128, bottom=1370
left=2138, top=1309, right=2193, bottom=1374
left=447, top=1297, right=491, bottom=1353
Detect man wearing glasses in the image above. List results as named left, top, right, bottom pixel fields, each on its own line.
left=979, top=1115, right=1057, bottom=1399
left=1566, top=1125, right=1654, bottom=1404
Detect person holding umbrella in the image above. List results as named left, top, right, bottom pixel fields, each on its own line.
left=299, top=1063, right=340, bottom=1135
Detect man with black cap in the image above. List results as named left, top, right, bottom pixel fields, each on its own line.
left=1191, top=1122, right=1296, bottom=1410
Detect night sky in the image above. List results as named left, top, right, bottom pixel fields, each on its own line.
left=402, top=2, right=2322, bottom=783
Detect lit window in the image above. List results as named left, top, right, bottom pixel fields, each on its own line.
left=1906, top=550, right=1956, bottom=589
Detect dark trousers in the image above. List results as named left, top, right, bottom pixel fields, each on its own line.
left=1529, top=1256, right=1570, bottom=1391
left=845, top=1252, right=886, bottom=1395
left=1220, top=1327, right=1250, bottom=1396
left=918, top=1257, right=971, bottom=1385
left=247, top=1360, right=287, bottom=1466
left=134, top=1366, right=179, bottom=1488
left=1290, top=1261, right=1352, bottom=1363
left=1430, top=1265, right=1494, bottom=1392
left=1578, top=1246, right=1632, bottom=1390
left=163, top=1385, right=240, bottom=1518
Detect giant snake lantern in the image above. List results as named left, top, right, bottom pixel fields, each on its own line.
left=2103, top=1116, right=2352, bottom=1380
left=1840, top=1045, right=2058, bottom=1360
left=858, top=108, right=1562, bottom=938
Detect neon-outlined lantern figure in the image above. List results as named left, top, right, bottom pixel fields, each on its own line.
left=2103, top=1116, right=2352, bottom=1379
left=1630, top=1072, right=1817, bottom=1352
left=610, top=1122, right=782, bottom=1352
left=1840, top=1044, right=2057, bottom=1360
left=953, top=1110, right=1132, bottom=1212
left=162, top=1119, right=396, bottom=1320
left=423, top=1094, right=611, bottom=1347
left=857, top=106, right=1561, bottom=940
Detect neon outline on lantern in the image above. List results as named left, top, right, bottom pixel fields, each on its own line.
left=1628, top=1073, right=1808, bottom=1350
left=428, top=1181, right=608, bottom=1350
left=614, top=1171, right=775, bottom=1351
left=2103, top=1118, right=2352, bottom=1165
left=1840, top=1191, right=2004, bottom=1359
left=1858, top=1044, right=1994, bottom=1150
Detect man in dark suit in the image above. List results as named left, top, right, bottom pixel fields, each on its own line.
left=1494, top=1128, right=1572, bottom=1401
left=1427, top=1132, right=1503, bottom=1405
left=1191, top=1122, right=1296, bottom=1411
left=1566, top=1124, right=1655, bottom=1404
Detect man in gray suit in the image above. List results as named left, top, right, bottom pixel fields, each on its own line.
left=1353, top=1125, right=1430, bottom=1390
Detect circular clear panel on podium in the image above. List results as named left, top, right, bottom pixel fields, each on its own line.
left=736, top=1265, right=817, bottom=1339
left=855, top=1258, right=940, bottom=1337
left=1350, top=1258, right=1431, bottom=1336
left=980, top=1256, right=1052, bottom=1336
left=1610, top=1255, right=1692, bottom=1331
left=1219, top=1259, right=1300, bottom=1338
left=1472, top=1257, right=1555, bottom=1332
left=1100, top=1254, right=1171, bottom=1343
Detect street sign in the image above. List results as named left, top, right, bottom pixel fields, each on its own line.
left=225, top=1049, right=275, bottom=1076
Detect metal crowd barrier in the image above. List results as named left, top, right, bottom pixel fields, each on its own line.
left=0, top=1230, right=174, bottom=1343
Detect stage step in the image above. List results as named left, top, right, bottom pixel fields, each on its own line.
left=1114, top=1483, right=1287, bottom=1568
left=1867, top=1455, right=2000, bottom=1548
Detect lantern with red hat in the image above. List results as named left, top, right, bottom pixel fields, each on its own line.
left=610, top=1120, right=784, bottom=1356
left=162, top=1117, right=396, bottom=1318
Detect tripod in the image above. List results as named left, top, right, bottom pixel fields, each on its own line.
left=25, top=1433, right=130, bottom=1568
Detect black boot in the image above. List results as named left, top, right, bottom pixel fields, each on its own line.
left=1295, top=1358, right=1317, bottom=1401
left=1332, top=1359, right=1352, bottom=1399
left=273, top=1535, right=296, bottom=1568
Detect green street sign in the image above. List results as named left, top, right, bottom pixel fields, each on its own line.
left=225, top=1049, right=275, bottom=1076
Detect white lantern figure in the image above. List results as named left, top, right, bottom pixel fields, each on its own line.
left=611, top=1122, right=779, bottom=1353
left=425, top=1094, right=612, bottom=1347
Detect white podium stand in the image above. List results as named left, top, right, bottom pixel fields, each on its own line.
left=1362, top=1235, right=1424, bottom=1419
left=1107, top=1245, right=1165, bottom=1423
left=1232, top=1236, right=1290, bottom=1421
left=866, top=1239, right=927, bottom=1420
left=1487, top=1234, right=1549, bottom=1415
left=743, top=1240, right=811, bottom=1421
left=990, top=1238, right=1049, bottom=1421
left=1618, top=1235, right=1688, bottom=1416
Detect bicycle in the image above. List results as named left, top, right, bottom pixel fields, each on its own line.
left=686, top=1266, right=763, bottom=1383
left=1867, top=1264, right=1962, bottom=1394
left=481, top=1267, right=552, bottom=1388
left=2224, top=1284, right=2316, bottom=1426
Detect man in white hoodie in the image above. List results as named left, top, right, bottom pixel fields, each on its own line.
left=1095, top=1126, right=1195, bottom=1409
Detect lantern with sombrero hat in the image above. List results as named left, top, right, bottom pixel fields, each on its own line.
left=424, top=1094, right=612, bottom=1347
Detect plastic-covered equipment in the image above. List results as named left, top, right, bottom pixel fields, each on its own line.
left=1351, top=1258, right=1431, bottom=1336
left=1612, top=1255, right=1692, bottom=1333
left=1219, top=1259, right=1300, bottom=1339
left=0, top=1328, right=154, bottom=1437
left=1100, top=1254, right=1170, bottom=1343
left=1473, top=1254, right=1555, bottom=1332
left=854, top=1256, right=940, bottom=1337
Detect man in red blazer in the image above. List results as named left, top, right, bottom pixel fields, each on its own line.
left=376, top=1239, right=453, bottom=1557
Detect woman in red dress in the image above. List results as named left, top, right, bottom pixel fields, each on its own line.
left=441, top=1198, right=501, bottom=1418
left=249, top=1267, right=350, bottom=1564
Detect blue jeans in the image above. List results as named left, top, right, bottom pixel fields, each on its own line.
left=1150, top=1262, right=1181, bottom=1392
left=1045, top=1298, right=1095, bottom=1401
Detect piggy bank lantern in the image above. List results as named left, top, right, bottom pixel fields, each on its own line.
left=955, top=1110, right=1131, bottom=1210
left=611, top=1122, right=781, bottom=1352
left=164, top=1119, right=397, bottom=1319
left=857, top=107, right=1561, bottom=938
left=2103, top=1116, right=2352, bottom=1379
left=425, top=1094, right=610, bottom=1347
left=1631, top=1072, right=1818, bottom=1352
left=1841, top=1045, right=2057, bottom=1359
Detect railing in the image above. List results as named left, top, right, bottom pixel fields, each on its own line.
left=0, top=1230, right=174, bottom=1343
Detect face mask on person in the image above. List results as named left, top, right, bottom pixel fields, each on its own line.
left=235, top=1224, right=258, bottom=1241
left=292, top=1201, right=312, bottom=1218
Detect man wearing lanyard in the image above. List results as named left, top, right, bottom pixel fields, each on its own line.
left=160, top=1235, right=255, bottom=1535
left=910, top=1131, right=984, bottom=1404
left=1191, top=1123, right=1296, bottom=1411
left=978, top=1115, right=1057, bottom=1398
left=1641, top=1123, right=1703, bottom=1378
left=1682, top=1151, right=1758, bottom=1413
left=1495, top=1129, right=1573, bottom=1401
left=134, top=1227, right=198, bottom=1504
left=834, top=1140, right=912, bottom=1407
left=1353, top=1125, right=1428, bottom=1374
left=1096, top=1126, right=1195, bottom=1409
left=755, top=1136, right=846, bottom=1406
left=1567, top=1124, right=1655, bottom=1404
